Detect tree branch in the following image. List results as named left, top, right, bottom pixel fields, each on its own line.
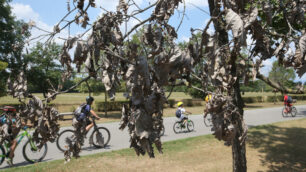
left=123, top=17, right=153, bottom=40
left=256, top=72, right=304, bottom=94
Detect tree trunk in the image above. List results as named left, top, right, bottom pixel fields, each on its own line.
left=232, top=79, right=247, bottom=172
left=208, top=0, right=247, bottom=171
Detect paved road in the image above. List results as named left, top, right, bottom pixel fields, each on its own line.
left=2, top=105, right=306, bottom=169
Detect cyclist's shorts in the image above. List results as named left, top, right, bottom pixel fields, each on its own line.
left=73, top=117, right=92, bottom=128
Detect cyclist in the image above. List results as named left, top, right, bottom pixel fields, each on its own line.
left=204, top=93, right=212, bottom=118
left=73, top=96, right=100, bottom=136
left=176, top=102, right=192, bottom=123
left=284, top=94, right=293, bottom=113
left=65, top=96, right=100, bottom=161
left=205, top=93, right=212, bottom=103
left=0, top=107, right=28, bottom=166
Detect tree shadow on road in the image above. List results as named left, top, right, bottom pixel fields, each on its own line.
left=248, top=125, right=306, bottom=171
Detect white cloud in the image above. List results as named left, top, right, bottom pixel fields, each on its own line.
left=259, top=57, right=276, bottom=76
left=180, top=36, right=189, bottom=42
left=11, top=3, right=40, bottom=21
left=11, top=3, right=67, bottom=45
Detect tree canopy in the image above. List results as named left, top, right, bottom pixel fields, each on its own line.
left=269, top=61, right=296, bottom=91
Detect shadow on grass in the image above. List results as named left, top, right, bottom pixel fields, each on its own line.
left=248, top=125, right=306, bottom=172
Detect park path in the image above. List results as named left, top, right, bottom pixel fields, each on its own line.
left=2, top=105, right=306, bottom=169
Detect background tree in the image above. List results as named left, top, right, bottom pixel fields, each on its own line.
left=74, top=77, right=105, bottom=94
left=0, top=0, right=31, bottom=96
left=240, top=80, right=273, bottom=92
left=269, top=61, right=296, bottom=91
left=24, top=42, right=63, bottom=93
left=0, top=61, right=8, bottom=96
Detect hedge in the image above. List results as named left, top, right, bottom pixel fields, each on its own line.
left=243, top=95, right=306, bottom=103
left=2, top=95, right=305, bottom=113
left=95, top=100, right=129, bottom=111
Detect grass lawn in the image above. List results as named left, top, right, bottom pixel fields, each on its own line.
left=4, top=118, right=306, bottom=172
left=0, top=92, right=192, bottom=105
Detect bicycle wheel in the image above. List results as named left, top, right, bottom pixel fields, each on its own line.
left=0, top=145, right=5, bottom=165
left=204, top=114, right=213, bottom=127
left=56, top=129, right=75, bottom=152
left=291, top=107, right=297, bottom=117
left=91, top=127, right=111, bottom=148
left=187, top=120, right=194, bottom=132
left=282, top=107, right=288, bottom=117
left=160, top=125, right=165, bottom=136
left=23, top=139, right=48, bottom=163
left=173, top=121, right=183, bottom=134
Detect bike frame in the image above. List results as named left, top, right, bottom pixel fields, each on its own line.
left=284, top=105, right=293, bottom=113
left=0, top=128, right=37, bottom=159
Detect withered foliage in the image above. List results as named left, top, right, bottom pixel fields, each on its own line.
left=56, top=0, right=199, bottom=158
left=6, top=73, right=60, bottom=147
left=11, top=0, right=304, bottom=165
left=204, top=94, right=247, bottom=146
left=192, top=0, right=305, bottom=149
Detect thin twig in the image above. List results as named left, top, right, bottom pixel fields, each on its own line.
left=189, top=3, right=210, bottom=15
left=176, top=0, right=186, bottom=32
left=123, top=17, right=153, bottom=40
left=105, top=48, right=135, bottom=65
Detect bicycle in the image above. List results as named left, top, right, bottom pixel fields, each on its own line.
left=56, top=116, right=111, bottom=152
left=173, top=116, right=194, bottom=134
left=282, top=105, right=297, bottom=117
left=204, top=113, right=213, bottom=127
left=0, top=126, right=48, bottom=165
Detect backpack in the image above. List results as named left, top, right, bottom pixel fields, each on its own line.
left=74, top=103, right=87, bottom=119
left=175, top=109, right=181, bottom=118
left=287, top=96, right=293, bottom=103
left=0, top=114, right=6, bottom=125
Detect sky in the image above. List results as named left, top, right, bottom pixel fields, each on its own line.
left=8, top=0, right=306, bottom=82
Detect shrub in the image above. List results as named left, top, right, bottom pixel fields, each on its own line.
left=95, top=100, right=129, bottom=111
left=167, top=99, right=175, bottom=108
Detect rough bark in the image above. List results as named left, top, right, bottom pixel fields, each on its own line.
left=232, top=79, right=247, bottom=172
left=208, top=0, right=247, bottom=171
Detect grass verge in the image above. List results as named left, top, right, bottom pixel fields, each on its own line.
left=4, top=118, right=306, bottom=172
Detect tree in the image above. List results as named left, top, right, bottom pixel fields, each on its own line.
left=0, top=0, right=16, bottom=57
left=0, top=60, right=8, bottom=96
left=269, top=61, right=296, bottom=91
left=0, top=0, right=31, bottom=96
left=25, top=42, right=63, bottom=93
left=74, top=77, right=105, bottom=94
left=194, top=1, right=305, bottom=171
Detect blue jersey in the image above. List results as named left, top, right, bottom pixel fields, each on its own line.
left=77, top=104, right=91, bottom=121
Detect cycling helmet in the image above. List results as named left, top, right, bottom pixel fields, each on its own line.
left=86, top=96, right=94, bottom=104
left=177, top=101, right=183, bottom=107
